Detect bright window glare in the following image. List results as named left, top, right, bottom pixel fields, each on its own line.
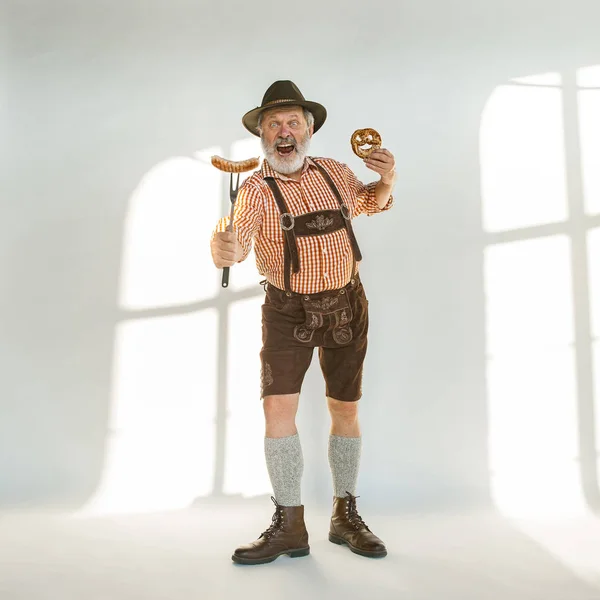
left=79, top=311, right=218, bottom=516
left=480, top=81, right=568, bottom=232
left=230, top=137, right=263, bottom=171
left=484, top=236, right=583, bottom=517
left=76, top=129, right=273, bottom=518
left=577, top=65, right=600, bottom=88
left=487, top=348, right=583, bottom=517
left=223, top=296, right=271, bottom=497
left=485, top=236, right=574, bottom=353
left=120, top=153, right=222, bottom=309
left=578, top=88, right=600, bottom=216
left=511, top=73, right=562, bottom=86
left=228, top=137, right=264, bottom=292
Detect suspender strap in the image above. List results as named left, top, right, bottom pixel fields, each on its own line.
left=311, top=160, right=363, bottom=263
left=264, top=177, right=299, bottom=293
left=264, top=161, right=364, bottom=292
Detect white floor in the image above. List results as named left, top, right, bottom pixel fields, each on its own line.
left=1, top=503, right=600, bottom=600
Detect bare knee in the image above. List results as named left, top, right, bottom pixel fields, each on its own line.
left=328, top=397, right=360, bottom=436
left=263, top=394, right=299, bottom=438
left=328, top=397, right=359, bottom=421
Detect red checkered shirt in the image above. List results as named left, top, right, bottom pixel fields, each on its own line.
left=214, top=157, right=393, bottom=294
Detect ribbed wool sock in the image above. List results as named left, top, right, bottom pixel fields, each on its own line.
left=328, top=435, right=362, bottom=498
left=264, top=434, right=304, bottom=506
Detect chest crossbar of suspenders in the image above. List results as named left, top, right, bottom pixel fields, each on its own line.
left=263, top=159, right=363, bottom=293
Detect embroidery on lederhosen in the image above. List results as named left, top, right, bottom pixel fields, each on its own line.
left=306, top=215, right=334, bottom=231
left=307, top=296, right=339, bottom=311
left=294, top=291, right=354, bottom=346
left=293, top=312, right=323, bottom=343
left=261, top=362, right=274, bottom=393
left=332, top=308, right=353, bottom=345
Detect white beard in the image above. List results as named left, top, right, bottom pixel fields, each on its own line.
left=261, top=130, right=311, bottom=175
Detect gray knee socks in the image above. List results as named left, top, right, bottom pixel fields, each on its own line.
left=264, top=433, right=361, bottom=504
left=264, top=434, right=304, bottom=506
left=328, top=435, right=362, bottom=498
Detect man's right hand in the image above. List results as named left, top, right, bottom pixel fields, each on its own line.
left=211, top=231, right=243, bottom=269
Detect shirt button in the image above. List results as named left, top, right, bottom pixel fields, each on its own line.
left=324, top=273, right=328, bottom=278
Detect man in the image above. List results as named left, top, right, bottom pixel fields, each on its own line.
left=210, top=81, right=395, bottom=565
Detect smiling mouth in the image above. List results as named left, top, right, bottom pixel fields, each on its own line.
left=276, top=144, right=295, bottom=157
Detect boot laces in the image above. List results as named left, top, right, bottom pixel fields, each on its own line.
left=345, top=491, right=370, bottom=531
left=260, top=496, right=284, bottom=539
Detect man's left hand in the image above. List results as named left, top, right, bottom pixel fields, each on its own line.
left=364, top=149, right=396, bottom=185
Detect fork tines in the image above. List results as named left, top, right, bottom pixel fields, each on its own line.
left=229, top=172, right=240, bottom=202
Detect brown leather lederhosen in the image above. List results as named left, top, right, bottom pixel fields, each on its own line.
left=263, top=159, right=363, bottom=295
left=259, top=160, right=369, bottom=401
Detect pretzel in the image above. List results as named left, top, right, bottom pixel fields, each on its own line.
left=211, top=155, right=260, bottom=173
left=350, top=128, right=382, bottom=159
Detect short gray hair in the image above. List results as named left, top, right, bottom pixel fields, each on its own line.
left=256, top=107, right=314, bottom=135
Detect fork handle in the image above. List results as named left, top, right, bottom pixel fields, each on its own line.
left=222, top=200, right=236, bottom=288
left=222, top=174, right=238, bottom=290
left=222, top=220, right=233, bottom=288
left=222, top=267, right=230, bottom=288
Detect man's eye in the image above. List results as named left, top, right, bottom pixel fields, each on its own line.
left=290, top=121, right=299, bottom=127
left=269, top=122, right=278, bottom=128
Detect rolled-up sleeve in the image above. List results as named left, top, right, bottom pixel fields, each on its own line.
left=342, top=163, right=394, bottom=217
left=212, top=181, right=263, bottom=262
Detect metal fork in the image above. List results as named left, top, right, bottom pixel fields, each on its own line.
left=221, top=172, right=240, bottom=288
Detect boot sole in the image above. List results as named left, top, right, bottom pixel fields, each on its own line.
left=231, top=547, right=310, bottom=565
left=329, top=533, right=387, bottom=558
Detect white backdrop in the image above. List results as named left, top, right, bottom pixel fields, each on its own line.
left=1, top=0, right=600, bottom=517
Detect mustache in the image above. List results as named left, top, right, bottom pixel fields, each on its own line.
left=273, top=136, right=296, bottom=147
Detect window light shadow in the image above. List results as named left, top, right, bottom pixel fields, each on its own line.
left=480, top=67, right=600, bottom=518
left=78, top=139, right=269, bottom=517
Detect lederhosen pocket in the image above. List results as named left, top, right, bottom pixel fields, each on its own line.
left=294, top=288, right=354, bottom=346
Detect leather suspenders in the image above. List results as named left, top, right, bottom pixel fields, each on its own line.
left=263, top=160, right=363, bottom=293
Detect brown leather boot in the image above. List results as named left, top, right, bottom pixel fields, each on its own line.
left=329, top=492, right=387, bottom=558
left=232, top=497, right=310, bottom=565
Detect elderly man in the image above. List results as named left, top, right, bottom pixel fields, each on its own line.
left=211, top=81, right=395, bottom=565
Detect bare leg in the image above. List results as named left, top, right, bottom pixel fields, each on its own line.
left=328, top=396, right=360, bottom=437
left=263, top=393, right=300, bottom=438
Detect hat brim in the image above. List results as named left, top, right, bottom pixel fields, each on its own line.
left=242, top=100, right=327, bottom=136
